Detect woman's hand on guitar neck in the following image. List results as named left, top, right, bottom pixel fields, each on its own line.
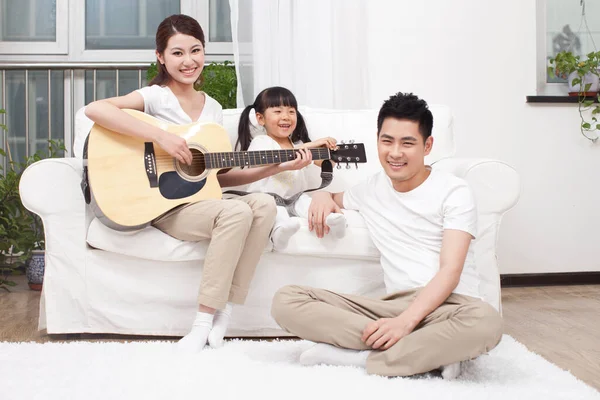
left=156, top=132, right=193, bottom=165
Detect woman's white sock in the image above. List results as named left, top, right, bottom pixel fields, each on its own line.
left=208, top=303, right=234, bottom=348
left=176, top=311, right=214, bottom=352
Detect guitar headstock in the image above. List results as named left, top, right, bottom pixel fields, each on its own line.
left=331, top=141, right=367, bottom=169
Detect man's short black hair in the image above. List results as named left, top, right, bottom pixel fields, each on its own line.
left=377, top=92, right=433, bottom=141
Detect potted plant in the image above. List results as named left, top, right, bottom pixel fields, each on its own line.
left=0, top=111, right=65, bottom=291
left=146, top=60, right=237, bottom=109
left=548, top=51, right=600, bottom=142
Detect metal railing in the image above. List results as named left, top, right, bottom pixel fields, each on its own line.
left=0, top=62, right=151, bottom=161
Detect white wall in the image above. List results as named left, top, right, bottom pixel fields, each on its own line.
left=366, top=0, right=600, bottom=274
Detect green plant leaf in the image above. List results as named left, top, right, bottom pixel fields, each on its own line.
left=585, top=83, right=592, bottom=92
left=583, top=122, right=591, bottom=129
left=583, top=100, right=595, bottom=107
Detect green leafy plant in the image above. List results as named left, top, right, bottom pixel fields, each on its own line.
left=0, top=113, right=65, bottom=291
left=146, top=61, right=237, bottom=109
left=548, top=51, right=600, bottom=142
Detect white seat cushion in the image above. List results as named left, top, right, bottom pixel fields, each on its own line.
left=86, top=210, right=380, bottom=262
left=86, top=218, right=209, bottom=262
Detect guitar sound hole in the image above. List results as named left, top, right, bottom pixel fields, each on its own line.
left=178, top=148, right=206, bottom=177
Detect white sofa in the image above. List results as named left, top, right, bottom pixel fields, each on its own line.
left=19, top=105, right=520, bottom=337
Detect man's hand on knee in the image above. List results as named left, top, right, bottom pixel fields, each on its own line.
left=362, top=314, right=418, bottom=350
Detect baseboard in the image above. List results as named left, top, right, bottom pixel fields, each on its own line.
left=500, top=272, right=600, bottom=287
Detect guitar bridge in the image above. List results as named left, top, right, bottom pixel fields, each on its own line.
left=144, top=142, right=158, bottom=188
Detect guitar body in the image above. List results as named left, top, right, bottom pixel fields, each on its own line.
left=87, top=109, right=230, bottom=229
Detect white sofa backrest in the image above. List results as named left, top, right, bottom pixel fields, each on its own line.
left=73, top=104, right=455, bottom=193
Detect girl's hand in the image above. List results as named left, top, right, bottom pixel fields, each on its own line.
left=279, top=148, right=313, bottom=171
left=156, top=132, right=193, bottom=165
left=302, top=137, right=337, bottom=150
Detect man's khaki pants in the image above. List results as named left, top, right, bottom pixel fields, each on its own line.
left=153, top=193, right=276, bottom=310
left=271, top=285, right=503, bottom=377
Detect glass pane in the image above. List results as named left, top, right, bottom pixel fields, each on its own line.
left=85, top=0, right=180, bottom=50
left=96, top=70, right=116, bottom=101
left=209, top=0, right=232, bottom=42
left=0, top=72, right=5, bottom=171
left=85, top=70, right=95, bottom=105
left=118, top=70, right=140, bottom=96
left=28, top=71, right=49, bottom=157
left=5, top=71, right=26, bottom=165
left=85, top=69, right=147, bottom=104
left=0, top=0, right=56, bottom=42
left=50, top=70, right=64, bottom=150
left=546, top=0, right=600, bottom=83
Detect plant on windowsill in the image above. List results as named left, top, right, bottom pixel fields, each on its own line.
left=0, top=112, right=66, bottom=291
left=146, top=60, right=237, bottom=109
left=548, top=51, right=600, bottom=142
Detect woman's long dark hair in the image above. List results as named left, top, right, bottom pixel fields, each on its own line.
left=236, top=86, right=310, bottom=151
left=149, top=14, right=206, bottom=87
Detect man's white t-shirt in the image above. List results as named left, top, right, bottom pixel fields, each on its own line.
left=343, top=168, right=481, bottom=299
left=136, top=85, right=223, bottom=125
left=244, top=135, right=309, bottom=198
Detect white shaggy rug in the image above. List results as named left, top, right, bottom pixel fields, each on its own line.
left=1, top=335, right=598, bottom=400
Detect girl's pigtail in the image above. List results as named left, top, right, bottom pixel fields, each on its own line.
left=236, top=105, right=255, bottom=151
left=292, top=110, right=311, bottom=144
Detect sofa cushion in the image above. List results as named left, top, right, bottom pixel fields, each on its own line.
left=86, top=218, right=209, bottom=262
left=86, top=210, right=380, bottom=262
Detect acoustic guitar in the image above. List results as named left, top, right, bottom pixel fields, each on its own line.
left=86, top=109, right=367, bottom=230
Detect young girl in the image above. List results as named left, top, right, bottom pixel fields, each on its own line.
left=84, top=15, right=311, bottom=352
left=236, top=87, right=347, bottom=250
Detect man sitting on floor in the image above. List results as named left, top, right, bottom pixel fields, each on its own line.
left=270, top=92, right=503, bottom=379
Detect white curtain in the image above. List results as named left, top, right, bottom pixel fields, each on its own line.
left=230, top=0, right=369, bottom=109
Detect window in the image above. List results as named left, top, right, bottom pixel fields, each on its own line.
left=537, top=0, right=600, bottom=94
left=85, top=0, right=181, bottom=50
left=0, top=0, right=68, bottom=54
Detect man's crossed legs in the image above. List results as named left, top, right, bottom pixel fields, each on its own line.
left=271, top=285, right=502, bottom=378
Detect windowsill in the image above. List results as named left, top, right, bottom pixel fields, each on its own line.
left=526, top=95, right=600, bottom=103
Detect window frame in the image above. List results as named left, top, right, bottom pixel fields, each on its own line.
left=535, top=0, right=600, bottom=96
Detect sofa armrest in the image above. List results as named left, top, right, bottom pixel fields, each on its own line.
left=20, top=158, right=85, bottom=217
left=19, top=158, right=88, bottom=254
left=20, top=158, right=90, bottom=332
left=433, top=157, right=521, bottom=214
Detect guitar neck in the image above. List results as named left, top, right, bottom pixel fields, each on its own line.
left=204, top=148, right=331, bottom=169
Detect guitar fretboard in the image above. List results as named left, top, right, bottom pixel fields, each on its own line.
left=204, top=148, right=331, bottom=169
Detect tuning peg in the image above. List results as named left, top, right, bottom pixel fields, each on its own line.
left=341, top=140, right=346, bottom=145
left=336, top=163, right=342, bottom=170
left=349, top=140, right=355, bottom=144
left=355, top=162, right=358, bottom=169
left=346, top=163, right=351, bottom=169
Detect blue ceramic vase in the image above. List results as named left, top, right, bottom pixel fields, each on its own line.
left=26, top=250, right=45, bottom=291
